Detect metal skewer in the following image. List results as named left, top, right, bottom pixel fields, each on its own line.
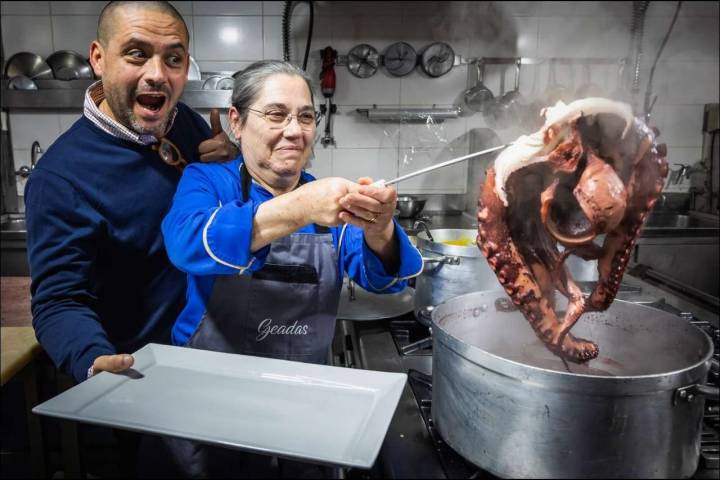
left=372, top=144, right=509, bottom=187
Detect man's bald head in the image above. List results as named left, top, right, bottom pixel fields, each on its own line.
left=97, top=1, right=189, bottom=47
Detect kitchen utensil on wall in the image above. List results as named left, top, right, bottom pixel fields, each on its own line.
left=463, top=60, right=494, bottom=113
left=319, top=46, right=338, bottom=147
left=419, top=42, right=454, bottom=78
left=347, top=44, right=380, bottom=78
left=494, top=59, right=523, bottom=128
left=4, top=52, right=53, bottom=80
left=45, top=50, right=93, bottom=80
left=383, top=42, right=417, bottom=77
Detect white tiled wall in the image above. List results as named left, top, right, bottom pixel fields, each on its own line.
left=3, top=1, right=719, bottom=200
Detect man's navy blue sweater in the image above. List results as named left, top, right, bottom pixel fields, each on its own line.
left=24, top=103, right=211, bottom=383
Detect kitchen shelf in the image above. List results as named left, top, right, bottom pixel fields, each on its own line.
left=1, top=80, right=232, bottom=110
left=356, top=106, right=460, bottom=123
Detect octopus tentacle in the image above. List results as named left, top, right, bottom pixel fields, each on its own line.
left=478, top=168, right=599, bottom=361
left=551, top=262, right=591, bottom=357
left=478, top=99, right=667, bottom=364
left=588, top=132, right=668, bottom=311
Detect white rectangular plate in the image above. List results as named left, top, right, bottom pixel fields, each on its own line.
left=33, top=343, right=406, bottom=468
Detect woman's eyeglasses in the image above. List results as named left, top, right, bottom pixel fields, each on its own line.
left=247, top=108, right=318, bottom=131
left=152, top=137, right=187, bottom=171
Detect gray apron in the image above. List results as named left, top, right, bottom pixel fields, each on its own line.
left=187, top=226, right=341, bottom=363
left=145, top=168, right=342, bottom=478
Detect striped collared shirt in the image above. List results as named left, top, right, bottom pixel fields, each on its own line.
left=83, top=80, right=177, bottom=146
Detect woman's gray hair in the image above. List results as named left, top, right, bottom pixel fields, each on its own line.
left=231, top=60, right=315, bottom=125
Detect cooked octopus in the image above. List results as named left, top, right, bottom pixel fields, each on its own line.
left=477, top=98, right=668, bottom=362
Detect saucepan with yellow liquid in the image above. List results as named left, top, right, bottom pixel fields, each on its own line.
left=414, top=228, right=500, bottom=315
left=438, top=238, right=475, bottom=247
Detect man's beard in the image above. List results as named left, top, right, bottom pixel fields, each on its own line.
left=125, top=108, right=170, bottom=137
left=104, top=84, right=172, bottom=138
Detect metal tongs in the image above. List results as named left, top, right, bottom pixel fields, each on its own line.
left=371, top=144, right=508, bottom=187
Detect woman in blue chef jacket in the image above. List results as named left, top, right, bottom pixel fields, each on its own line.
left=156, top=59, right=423, bottom=477
left=162, top=59, right=423, bottom=365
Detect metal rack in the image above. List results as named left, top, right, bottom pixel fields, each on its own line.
left=1, top=57, right=625, bottom=111
left=1, top=80, right=232, bottom=110
left=355, top=105, right=460, bottom=123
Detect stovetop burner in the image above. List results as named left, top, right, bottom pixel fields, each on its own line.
left=406, top=370, right=487, bottom=479
left=389, top=318, right=432, bottom=356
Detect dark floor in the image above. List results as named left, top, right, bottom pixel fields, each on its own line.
left=1, top=357, right=132, bottom=479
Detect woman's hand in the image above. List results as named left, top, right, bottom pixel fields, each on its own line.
left=338, top=177, right=396, bottom=237
left=339, top=177, right=399, bottom=272
left=252, top=177, right=359, bottom=252
left=304, top=177, right=365, bottom=226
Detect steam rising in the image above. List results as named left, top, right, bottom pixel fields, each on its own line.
left=493, top=98, right=634, bottom=206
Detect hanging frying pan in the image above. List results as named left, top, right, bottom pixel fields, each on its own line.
left=383, top=41, right=417, bottom=77
left=419, top=42, right=454, bottom=77
left=347, top=44, right=380, bottom=78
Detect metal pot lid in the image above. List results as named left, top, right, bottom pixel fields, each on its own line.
left=383, top=42, right=417, bottom=77
left=337, top=278, right=414, bottom=321
left=4, top=52, right=53, bottom=80
left=419, top=42, right=454, bottom=78
left=347, top=44, right=379, bottom=79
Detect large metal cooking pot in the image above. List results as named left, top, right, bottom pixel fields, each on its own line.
left=414, top=229, right=498, bottom=314
left=426, top=290, right=717, bottom=478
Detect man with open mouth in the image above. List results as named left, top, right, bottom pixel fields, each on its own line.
left=24, top=1, right=237, bottom=405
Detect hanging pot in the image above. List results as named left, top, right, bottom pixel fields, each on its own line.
left=413, top=229, right=498, bottom=315
left=463, top=60, right=494, bottom=113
